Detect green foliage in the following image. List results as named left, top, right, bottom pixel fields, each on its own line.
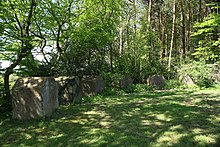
left=143, top=61, right=173, bottom=79
left=78, top=95, right=104, bottom=104
left=101, top=72, right=122, bottom=88
left=128, top=84, right=154, bottom=93
left=192, top=11, right=220, bottom=62
left=164, top=79, right=182, bottom=90
left=178, top=61, right=217, bottom=88
left=99, top=87, right=118, bottom=96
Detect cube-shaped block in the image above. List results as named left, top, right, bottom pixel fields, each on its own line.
left=12, top=77, right=58, bottom=120
left=81, top=76, right=104, bottom=96
left=119, top=76, right=133, bottom=89
left=55, top=76, right=82, bottom=105
left=147, top=75, right=165, bottom=89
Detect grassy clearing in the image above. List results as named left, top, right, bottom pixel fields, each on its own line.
left=0, top=89, right=220, bottom=147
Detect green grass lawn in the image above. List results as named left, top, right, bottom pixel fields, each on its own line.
left=0, top=89, right=220, bottom=147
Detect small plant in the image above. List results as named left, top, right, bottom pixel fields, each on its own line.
left=77, top=95, right=104, bottom=104
left=125, top=84, right=153, bottom=93
left=100, top=87, right=125, bottom=96
left=164, top=79, right=182, bottom=90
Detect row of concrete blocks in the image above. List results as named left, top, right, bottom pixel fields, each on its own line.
left=12, top=75, right=166, bottom=120
left=12, top=75, right=134, bottom=120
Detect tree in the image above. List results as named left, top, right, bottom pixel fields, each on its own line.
left=168, top=1, right=176, bottom=70
left=192, top=2, right=220, bottom=62
left=180, top=0, right=186, bottom=59
left=0, top=0, right=37, bottom=107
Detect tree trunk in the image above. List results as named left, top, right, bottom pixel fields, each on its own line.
left=3, top=0, right=36, bottom=107
left=4, top=55, right=24, bottom=109
left=119, top=16, right=124, bottom=55
left=110, top=44, right=114, bottom=73
left=160, top=7, right=166, bottom=62
left=146, top=0, right=152, bottom=62
left=180, top=0, right=186, bottom=59
left=168, top=1, right=176, bottom=70
left=148, top=0, right=152, bottom=25
left=186, top=0, right=191, bottom=53
left=199, top=0, right=203, bottom=22
left=133, top=0, right=137, bottom=69
left=4, top=72, right=12, bottom=104
left=165, top=30, right=168, bottom=60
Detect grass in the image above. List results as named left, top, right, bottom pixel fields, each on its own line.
left=0, top=88, right=220, bottom=147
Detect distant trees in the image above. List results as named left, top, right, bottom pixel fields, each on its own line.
left=0, top=0, right=219, bottom=109
left=192, top=1, right=220, bottom=62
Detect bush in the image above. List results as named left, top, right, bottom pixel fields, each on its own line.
left=164, top=79, right=182, bottom=90
left=178, top=61, right=217, bottom=88
left=101, top=72, right=122, bottom=88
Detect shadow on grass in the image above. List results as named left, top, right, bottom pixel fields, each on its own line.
left=0, top=90, right=220, bottom=146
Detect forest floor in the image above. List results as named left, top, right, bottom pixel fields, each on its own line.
left=0, top=88, right=220, bottom=147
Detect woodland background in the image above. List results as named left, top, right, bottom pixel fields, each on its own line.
left=0, top=0, right=219, bottom=110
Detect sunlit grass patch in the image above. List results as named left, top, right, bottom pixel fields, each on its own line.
left=0, top=88, right=220, bottom=146
left=194, top=134, right=217, bottom=145
left=156, top=131, right=188, bottom=146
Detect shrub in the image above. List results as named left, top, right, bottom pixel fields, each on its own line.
left=164, top=79, right=182, bottom=90
left=101, top=72, right=122, bottom=88
left=178, top=61, right=217, bottom=88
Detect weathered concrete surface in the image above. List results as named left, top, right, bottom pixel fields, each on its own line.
left=12, top=77, right=58, bottom=120
left=212, top=72, right=220, bottom=84
left=147, top=75, right=165, bottom=89
left=181, top=74, right=195, bottom=85
left=119, top=76, right=133, bottom=89
left=81, top=75, right=104, bottom=96
left=55, top=76, right=82, bottom=105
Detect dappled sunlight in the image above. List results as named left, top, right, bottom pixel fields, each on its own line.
left=1, top=89, right=220, bottom=146
left=209, top=116, right=220, bottom=125
left=155, top=114, right=172, bottom=122
left=156, top=131, right=188, bottom=146
left=194, top=134, right=217, bottom=145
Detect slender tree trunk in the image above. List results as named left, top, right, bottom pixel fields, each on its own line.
left=186, top=0, right=191, bottom=53
left=110, top=44, right=114, bottom=73
left=146, top=0, right=152, bottom=62
left=204, top=0, right=209, bottom=17
left=133, top=0, right=137, bottom=65
left=165, top=30, right=168, bottom=59
left=148, top=0, right=152, bottom=25
left=4, top=0, right=36, bottom=107
left=199, top=0, right=202, bottom=22
left=126, top=15, right=131, bottom=52
left=160, top=8, right=166, bottom=62
left=168, top=1, right=176, bottom=70
left=180, top=0, right=186, bottom=59
left=134, top=0, right=139, bottom=79
left=119, top=24, right=123, bottom=55
left=119, top=14, right=124, bottom=55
